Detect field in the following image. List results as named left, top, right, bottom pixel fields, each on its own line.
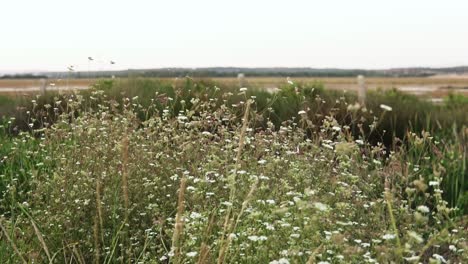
left=2, top=76, right=468, bottom=98
left=0, top=78, right=467, bottom=263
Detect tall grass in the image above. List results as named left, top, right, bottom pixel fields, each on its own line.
left=0, top=79, right=466, bottom=263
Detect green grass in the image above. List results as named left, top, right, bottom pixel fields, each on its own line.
left=0, top=79, right=466, bottom=263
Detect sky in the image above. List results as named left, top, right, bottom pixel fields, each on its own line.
left=1, top=0, right=468, bottom=72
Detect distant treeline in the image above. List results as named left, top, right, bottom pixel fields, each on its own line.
left=43, top=68, right=439, bottom=79
left=7, top=66, right=468, bottom=79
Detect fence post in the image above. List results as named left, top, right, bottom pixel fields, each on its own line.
left=357, top=75, right=366, bottom=105
left=237, top=73, right=245, bottom=88
left=39, top=78, right=47, bottom=94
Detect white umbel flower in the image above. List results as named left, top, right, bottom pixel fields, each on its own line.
left=380, top=104, right=392, bottom=111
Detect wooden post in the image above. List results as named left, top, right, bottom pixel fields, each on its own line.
left=357, top=75, right=366, bottom=105
left=237, top=73, right=245, bottom=88
left=39, top=78, right=47, bottom=94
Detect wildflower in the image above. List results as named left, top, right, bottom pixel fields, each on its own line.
left=429, top=181, right=439, bottom=186
left=314, top=202, right=329, bottom=211
left=355, top=139, right=364, bottom=145
left=417, top=205, right=430, bottom=213
left=432, top=254, right=447, bottom=263
left=318, top=262, right=330, bottom=264
left=322, top=143, right=334, bottom=150
left=332, top=126, right=341, bottom=132
left=408, top=231, right=424, bottom=244
left=248, top=235, right=267, bottom=242
left=190, top=212, right=202, bottom=219
left=404, top=256, right=420, bottom=262
left=258, top=159, right=267, bottom=165
left=347, top=102, right=361, bottom=111
left=298, top=110, right=306, bottom=115
left=177, top=115, right=188, bottom=121
left=186, top=252, right=198, bottom=257
left=240, top=87, right=248, bottom=92
left=270, top=258, right=290, bottom=264
left=202, top=131, right=213, bottom=137
left=379, top=104, right=392, bottom=111
left=382, top=233, right=396, bottom=240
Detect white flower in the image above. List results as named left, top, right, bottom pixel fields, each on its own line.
left=318, top=261, right=330, bottom=264
left=239, top=87, right=248, bottom=92
left=177, top=115, right=188, bottom=121
left=248, top=235, right=267, bottom=241
left=264, top=222, right=275, bottom=230
left=380, top=104, right=392, bottom=111
left=202, top=131, right=213, bottom=137
left=332, top=126, right=341, bottom=132
left=417, top=205, right=430, bottom=213
left=258, top=159, right=267, bottom=165
left=404, top=256, right=420, bottom=262
left=298, top=110, right=306, bottom=115
left=429, top=181, right=439, bottom=186
left=432, top=253, right=447, bottom=263
left=190, top=212, right=202, bottom=219
left=314, top=202, right=329, bottom=212
left=322, top=143, right=334, bottom=150
left=408, top=231, right=424, bottom=244
left=186, top=252, right=198, bottom=257
left=290, top=233, right=300, bottom=238
left=270, top=258, right=290, bottom=264
left=449, top=245, right=457, bottom=252
left=355, top=139, right=364, bottom=145
left=382, top=233, right=396, bottom=240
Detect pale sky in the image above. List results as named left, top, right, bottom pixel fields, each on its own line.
left=1, top=0, right=468, bottom=72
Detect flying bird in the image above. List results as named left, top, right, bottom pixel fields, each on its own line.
left=88, top=57, right=94, bottom=61
left=110, top=61, right=115, bottom=64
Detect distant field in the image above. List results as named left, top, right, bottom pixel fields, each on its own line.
left=210, top=77, right=468, bottom=97
left=1, top=77, right=467, bottom=98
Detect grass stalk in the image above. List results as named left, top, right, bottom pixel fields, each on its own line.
left=217, top=100, right=252, bottom=264
left=31, top=220, right=51, bottom=262
left=384, top=178, right=403, bottom=260
left=120, top=134, right=132, bottom=261
left=170, top=175, right=187, bottom=264
left=0, top=218, right=27, bottom=264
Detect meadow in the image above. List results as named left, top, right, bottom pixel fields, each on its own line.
left=0, top=78, right=467, bottom=263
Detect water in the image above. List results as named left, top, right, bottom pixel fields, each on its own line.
left=0, top=86, right=89, bottom=93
